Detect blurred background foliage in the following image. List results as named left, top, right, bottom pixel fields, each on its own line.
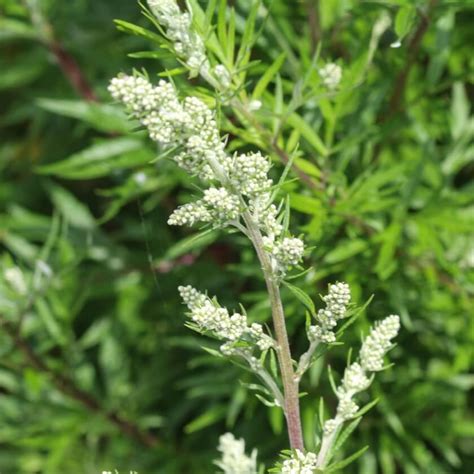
left=0, top=0, right=473, bottom=472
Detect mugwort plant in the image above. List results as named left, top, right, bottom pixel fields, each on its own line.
left=107, top=0, right=401, bottom=471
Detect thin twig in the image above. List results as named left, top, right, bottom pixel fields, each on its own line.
left=1, top=318, right=159, bottom=448
left=24, top=0, right=97, bottom=102
left=307, top=0, right=321, bottom=56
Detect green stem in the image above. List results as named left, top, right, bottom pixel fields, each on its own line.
left=316, top=423, right=341, bottom=469
left=242, top=211, right=304, bottom=451
left=240, top=351, right=284, bottom=408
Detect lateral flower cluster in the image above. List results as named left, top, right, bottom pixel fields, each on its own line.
left=215, top=433, right=258, bottom=474
left=319, top=63, right=342, bottom=90
left=179, top=285, right=274, bottom=354
left=280, top=449, right=318, bottom=474
left=146, top=0, right=231, bottom=87
left=308, top=282, right=351, bottom=343
left=323, top=315, right=400, bottom=435
left=109, top=74, right=305, bottom=277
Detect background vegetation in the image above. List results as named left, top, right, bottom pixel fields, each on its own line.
left=0, top=0, right=473, bottom=472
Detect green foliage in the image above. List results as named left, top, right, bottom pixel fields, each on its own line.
left=0, top=0, right=473, bottom=472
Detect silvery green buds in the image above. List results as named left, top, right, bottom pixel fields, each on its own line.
left=215, top=433, right=258, bottom=474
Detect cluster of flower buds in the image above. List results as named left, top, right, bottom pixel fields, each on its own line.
left=319, top=63, right=342, bottom=90
left=167, top=187, right=241, bottom=227
left=323, top=315, right=400, bottom=435
left=308, top=282, right=351, bottom=343
left=108, top=76, right=229, bottom=182
left=179, top=285, right=274, bottom=354
left=263, top=236, right=305, bottom=278
left=215, top=433, right=258, bottom=474
left=146, top=0, right=231, bottom=88
left=109, top=74, right=305, bottom=276
left=280, top=449, right=318, bottom=474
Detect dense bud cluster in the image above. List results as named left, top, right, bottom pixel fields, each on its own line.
left=280, top=450, right=318, bottom=474
left=308, top=282, right=351, bottom=343
left=146, top=0, right=231, bottom=88
left=179, top=286, right=274, bottom=353
left=110, top=74, right=305, bottom=274
left=146, top=0, right=209, bottom=77
left=109, top=75, right=229, bottom=181
left=215, top=433, right=257, bottom=474
left=319, top=63, right=342, bottom=90
left=168, top=188, right=241, bottom=228
left=229, top=152, right=272, bottom=196
left=360, top=315, right=401, bottom=371
left=323, top=315, right=400, bottom=434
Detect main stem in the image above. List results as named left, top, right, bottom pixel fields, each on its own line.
left=242, top=212, right=304, bottom=451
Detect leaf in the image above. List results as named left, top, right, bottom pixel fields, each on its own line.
left=333, top=418, right=362, bottom=454
left=252, top=53, right=286, bottom=100
left=375, top=222, right=401, bottom=280
left=37, top=99, right=132, bottom=133
left=114, top=19, right=166, bottom=45
left=236, top=0, right=262, bottom=76
left=325, top=445, right=369, bottom=472
left=184, top=406, right=227, bottom=433
left=294, top=158, right=321, bottom=178
left=0, top=18, right=37, bottom=41
left=35, top=298, right=67, bottom=346
left=289, top=194, right=323, bottom=216
left=282, top=281, right=316, bottom=316
left=287, top=113, right=328, bottom=156
left=128, top=49, right=173, bottom=60
left=163, top=229, right=218, bottom=261
left=394, top=6, right=417, bottom=41
left=354, top=397, right=379, bottom=418
left=324, top=239, right=368, bottom=264
left=37, top=138, right=148, bottom=179
left=327, top=365, right=338, bottom=395
left=450, top=82, right=470, bottom=140
left=48, top=185, right=95, bottom=230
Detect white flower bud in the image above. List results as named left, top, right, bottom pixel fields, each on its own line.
left=180, top=287, right=273, bottom=354
left=360, top=315, right=400, bottom=372
left=215, top=433, right=258, bottom=474
left=342, top=363, right=370, bottom=392
left=4, top=267, right=27, bottom=295
left=281, top=449, right=318, bottom=474
left=319, top=63, right=342, bottom=90
left=308, top=282, right=351, bottom=344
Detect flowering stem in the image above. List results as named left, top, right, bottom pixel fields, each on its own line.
left=315, top=424, right=341, bottom=469
left=242, top=211, right=304, bottom=451
left=240, top=351, right=284, bottom=408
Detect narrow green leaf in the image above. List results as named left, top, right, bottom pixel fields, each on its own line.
left=48, top=185, right=95, bottom=229
left=37, top=138, right=146, bottom=179
left=333, top=418, right=362, bottom=454
left=354, top=397, right=379, bottom=418
left=326, top=445, right=369, bottom=472
left=394, top=6, right=417, bottom=41
left=287, top=113, right=328, bottom=156
left=252, top=53, right=286, bottom=100
left=163, top=229, right=218, bottom=261
left=327, top=365, right=338, bottom=395
left=184, top=407, right=227, bottom=433
left=37, top=99, right=131, bottom=133
left=282, top=281, right=316, bottom=316
left=114, top=19, right=166, bottom=44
